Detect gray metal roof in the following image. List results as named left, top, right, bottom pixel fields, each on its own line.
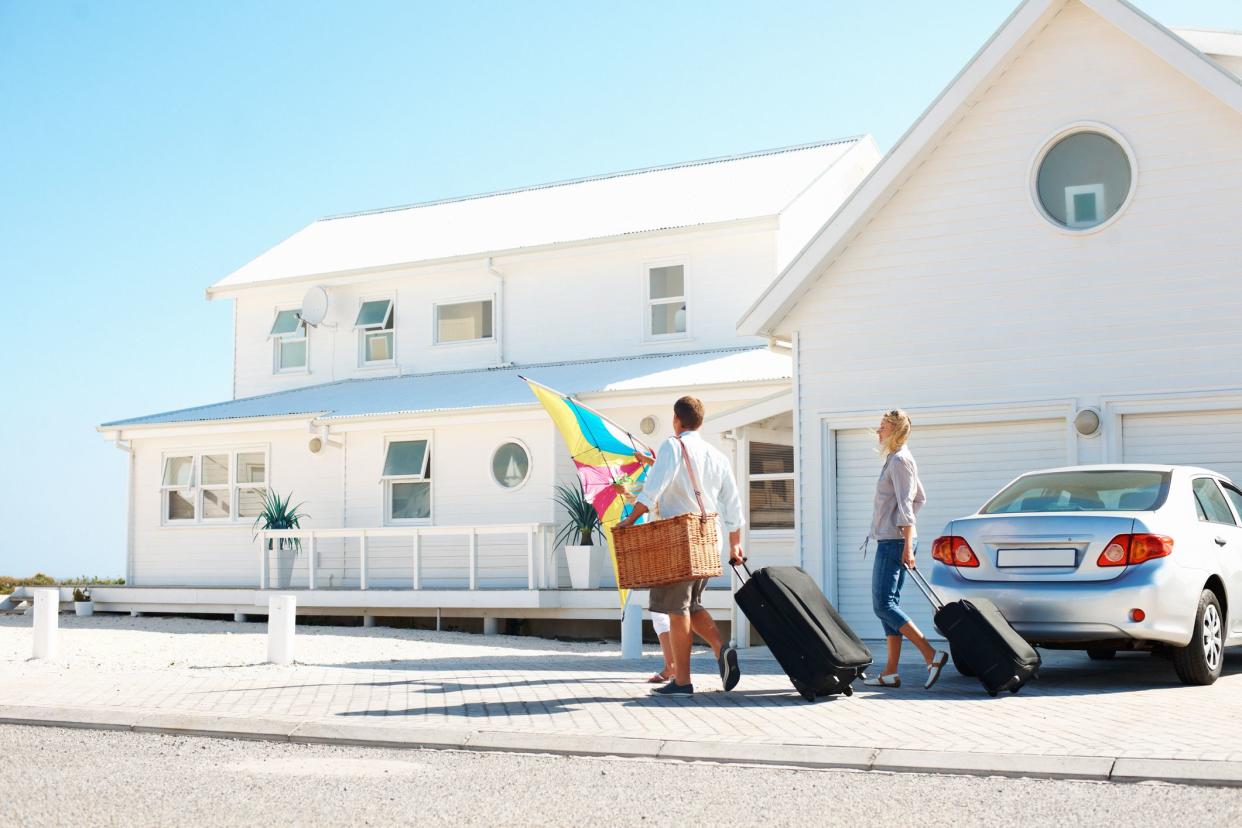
left=100, top=346, right=791, bottom=429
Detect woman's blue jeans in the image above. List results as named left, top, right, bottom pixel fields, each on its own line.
left=872, top=539, right=916, bottom=637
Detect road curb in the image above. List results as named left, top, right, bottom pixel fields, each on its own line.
left=2, top=704, right=1241, bottom=786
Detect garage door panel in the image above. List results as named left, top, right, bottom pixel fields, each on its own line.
left=1122, top=410, right=1242, bottom=483
left=834, top=419, right=1068, bottom=640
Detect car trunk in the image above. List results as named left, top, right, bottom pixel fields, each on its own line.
left=946, top=514, right=1141, bottom=582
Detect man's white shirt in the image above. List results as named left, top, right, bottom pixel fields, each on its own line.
left=636, top=430, right=745, bottom=534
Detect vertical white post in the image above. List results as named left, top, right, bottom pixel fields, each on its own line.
left=233, top=611, right=247, bottom=623
left=621, top=591, right=643, bottom=659
left=412, top=531, right=421, bottom=590
left=31, top=588, right=60, bottom=660
left=468, top=530, right=478, bottom=590
left=307, top=533, right=316, bottom=590
left=733, top=432, right=752, bottom=648
left=526, top=526, right=536, bottom=589
left=362, top=615, right=376, bottom=628
left=482, top=616, right=499, bottom=636
left=359, top=533, right=368, bottom=591
left=267, top=595, right=296, bottom=665
left=258, top=534, right=267, bottom=589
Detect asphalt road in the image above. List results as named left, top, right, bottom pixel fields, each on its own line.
left=2, top=724, right=1239, bottom=827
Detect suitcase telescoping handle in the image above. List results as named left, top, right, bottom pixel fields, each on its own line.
left=729, top=559, right=753, bottom=584
left=907, top=564, right=944, bottom=612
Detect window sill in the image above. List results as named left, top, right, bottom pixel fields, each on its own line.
left=640, top=335, right=695, bottom=347
left=357, top=362, right=398, bottom=372
left=273, top=368, right=310, bottom=376
left=160, top=522, right=258, bottom=530
left=432, top=338, right=494, bottom=349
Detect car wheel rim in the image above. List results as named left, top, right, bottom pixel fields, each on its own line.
left=1202, top=603, right=1223, bottom=672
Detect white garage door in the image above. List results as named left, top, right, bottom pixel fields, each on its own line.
left=1122, top=410, right=1242, bottom=483
left=834, top=419, right=1068, bottom=639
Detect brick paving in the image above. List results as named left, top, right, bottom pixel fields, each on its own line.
left=2, top=615, right=1241, bottom=762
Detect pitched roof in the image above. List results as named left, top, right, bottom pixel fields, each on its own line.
left=208, top=138, right=863, bottom=296
left=99, top=346, right=791, bottom=429
left=738, top=0, right=1242, bottom=337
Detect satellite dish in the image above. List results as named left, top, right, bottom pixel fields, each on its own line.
left=300, top=286, right=330, bottom=327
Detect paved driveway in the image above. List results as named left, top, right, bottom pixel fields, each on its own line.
left=2, top=615, right=1240, bottom=764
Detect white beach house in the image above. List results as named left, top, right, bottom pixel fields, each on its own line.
left=738, top=0, right=1242, bottom=637
left=90, top=139, right=880, bottom=637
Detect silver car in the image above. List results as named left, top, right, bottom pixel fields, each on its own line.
left=928, top=464, right=1242, bottom=686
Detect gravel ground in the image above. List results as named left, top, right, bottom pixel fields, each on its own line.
left=2, top=724, right=1239, bottom=827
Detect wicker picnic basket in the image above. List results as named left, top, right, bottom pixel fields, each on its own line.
left=613, top=437, right=722, bottom=589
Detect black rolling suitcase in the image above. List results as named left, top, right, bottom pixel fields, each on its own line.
left=909, top=566, right=1040, bottom=696
left=731, top=562, right=872, bottom=701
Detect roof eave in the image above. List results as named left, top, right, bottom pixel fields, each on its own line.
left=206, top=215, right=780, bottom=300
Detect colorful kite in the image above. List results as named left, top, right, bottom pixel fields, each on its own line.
left=522, top=377, right=654, bottom=611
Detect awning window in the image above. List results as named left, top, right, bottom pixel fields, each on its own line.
left=269, top=309, right=303, bottom=337
left=382, top=439, right=429, bottom=478
left=355, top=299, right=393, bottom=330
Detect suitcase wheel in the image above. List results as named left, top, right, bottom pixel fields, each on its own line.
left=842, top=685, right=853, bottom=697
left=987, top=688, right=999, bottom=698
left=792, top=680, right=816, bottom=702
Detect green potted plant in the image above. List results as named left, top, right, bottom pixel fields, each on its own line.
left=554, top=481, right=606, bottom=589
left=252, top=491, right=308, bottom=589
left=72, top=586, right=93, bottom=617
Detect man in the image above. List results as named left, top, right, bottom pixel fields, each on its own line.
left=616, top=395, right=745, bottom=696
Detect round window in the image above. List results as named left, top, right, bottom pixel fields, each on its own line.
left=1034, top=130, right=1132, bottom=230
left=492, top=442, right=530, bottom=489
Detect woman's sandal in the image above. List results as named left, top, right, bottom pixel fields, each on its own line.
left=924, top=651, right=949, bottom=689
left=647, top=671, right=674, bottom=684
left=862, top=673, right=901, bottom=688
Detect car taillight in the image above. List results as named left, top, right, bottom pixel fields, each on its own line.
left=931, top=535, right=979, bottom=567
left=1097, top=534, right=1174, bottom=567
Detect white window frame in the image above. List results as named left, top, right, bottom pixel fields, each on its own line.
left=355, top=295, right=396, bottom=369
left=490, top=438, right=532, bottom=492
left=270, top=306, right=308, bottom=375
left=160, top=455, right=197, bottom=523
left=642, top=259, right=690, bottom=342
left=381, top=434, right=433, bottom=526
left=748, top=440, right=795, bottom=533
left=158, top=447, right=270, bottom=527
left=432, top=295, right=495, bottom=346
left=1064, top=183, right=1106, bottom=229
left=1027, top=121, right=1138, bottom=236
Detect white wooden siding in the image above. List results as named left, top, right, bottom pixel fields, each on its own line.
left=1121, top=410, right=1242, bottom=483
left=130, top=428, right=343, bottom=587
left=785, top=3, right=1242, bottom=593
left=233, top=226, right=775, bottom=399
left=832, top=419, right=1067, bottom=637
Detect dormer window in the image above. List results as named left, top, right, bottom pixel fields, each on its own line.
left=355, top=298, right=395, bottom=366
left=269, top=309, right=307, bottom=373
left=646, top=264, right=687, bottom=339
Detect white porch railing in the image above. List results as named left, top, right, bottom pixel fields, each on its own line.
left=257, top=524, right=558, bottom=591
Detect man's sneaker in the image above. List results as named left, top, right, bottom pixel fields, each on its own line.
left=651, top=681, right=694, bottom=696
left=718, top=644, right=741, bottom=692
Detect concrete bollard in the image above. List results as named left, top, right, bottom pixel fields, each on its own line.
left=233, top=611, right=247, bottom=623
left=362, top=615, right=376, bottom=628
left=267, top=595, right=296, bottom=665
left=31, top=588, right=60, bottom=660
left=482, top=617, right=499, bottom=636
left=621, top=594, right=643, bottom=659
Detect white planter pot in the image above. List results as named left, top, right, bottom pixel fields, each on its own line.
left=74, top=601, right=94, bottom=617
left=273, top=541, right=299, bottom=589
left=565, top=544, right=607, bottom=589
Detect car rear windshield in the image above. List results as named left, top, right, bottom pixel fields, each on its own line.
left=981, top=470, right=1171, bottom=514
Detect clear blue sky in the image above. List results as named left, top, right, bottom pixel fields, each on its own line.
left=1, top=0, right=1235, bottom=578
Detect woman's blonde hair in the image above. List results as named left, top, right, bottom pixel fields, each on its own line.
left=879, top=409, right=912, bottom=456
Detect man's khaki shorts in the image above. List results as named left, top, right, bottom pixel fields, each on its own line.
left=648, top=578, right=708, bottom=616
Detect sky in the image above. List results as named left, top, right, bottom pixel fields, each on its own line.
left=1, top=0, right=1237, bottom=578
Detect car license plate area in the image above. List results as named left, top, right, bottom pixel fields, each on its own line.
left=996, top=548, right=1076, bottom=568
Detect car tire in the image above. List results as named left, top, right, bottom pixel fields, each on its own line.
left=950, top=642, right=977, bottom=677
left=1087, top=647, right=1116, bottom=661
left=1173, top=589, right=1225, bottom=686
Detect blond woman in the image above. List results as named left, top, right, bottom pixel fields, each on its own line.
left=863, top=409, right=948, bottom=689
